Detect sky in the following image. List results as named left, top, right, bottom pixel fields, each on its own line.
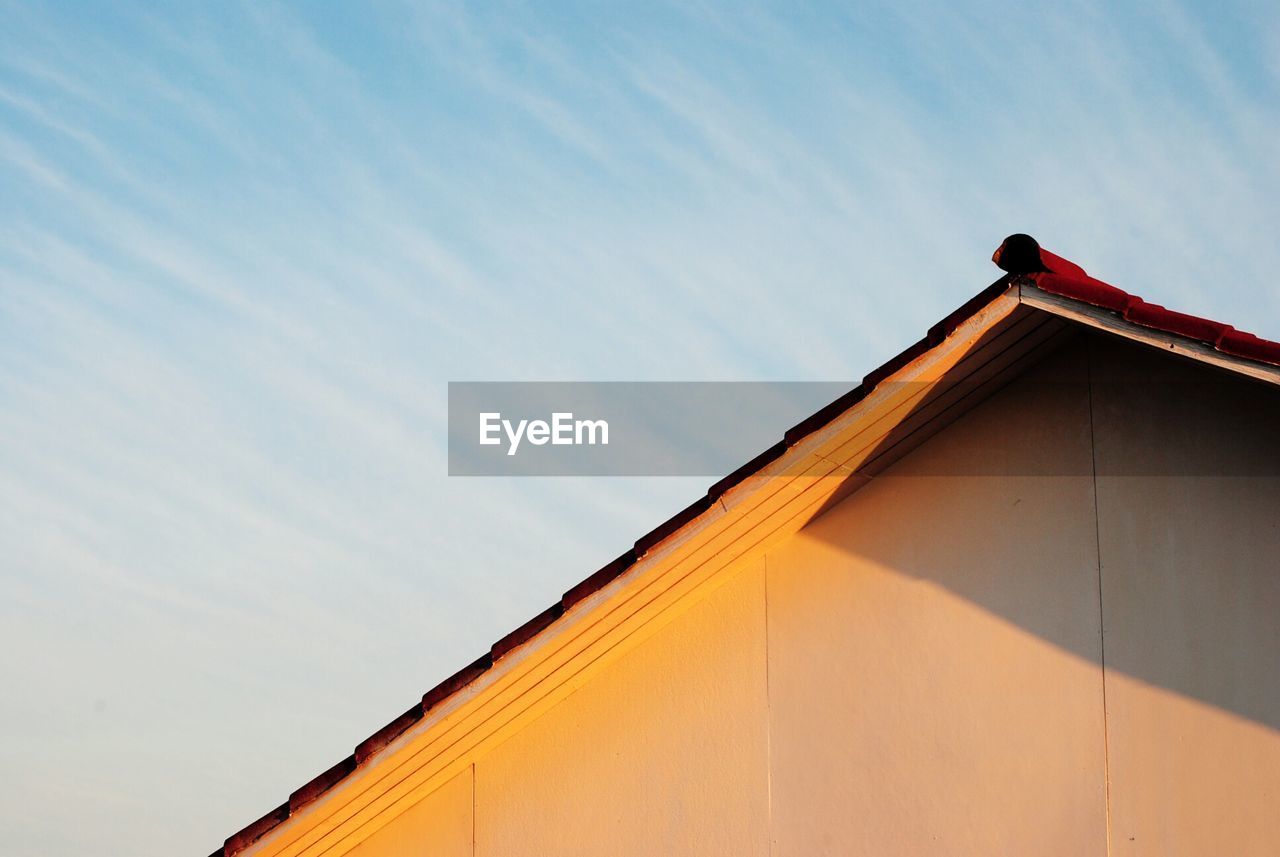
left=1, top=1, right=1278, bottom=854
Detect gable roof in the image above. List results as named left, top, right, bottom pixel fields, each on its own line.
left=216, top=236, right=1280, bottom=857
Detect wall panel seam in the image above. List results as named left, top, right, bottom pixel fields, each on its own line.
left=1087, top=337, right=1113, bottom=856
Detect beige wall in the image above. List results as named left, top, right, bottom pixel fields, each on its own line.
left=475, top=560, right=769, bottom=856
left=767, top=341, right=1108, bottom=855
left=346, top=767, right=472, bottom=857
left=1089, top=336, right=1280, bottom=855
left=345, top=334, right=1280, bottom=856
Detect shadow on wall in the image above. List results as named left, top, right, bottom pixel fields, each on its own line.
left=795, top=330, right=1280, bottom=735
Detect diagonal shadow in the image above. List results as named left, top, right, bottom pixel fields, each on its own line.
left=795, top=327, right=1280, bottom=735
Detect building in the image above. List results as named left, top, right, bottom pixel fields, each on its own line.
left=216, top=237, right=1280, bottom=856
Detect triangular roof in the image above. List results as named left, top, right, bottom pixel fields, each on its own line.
left=217, top=236, right=1280, bottom=857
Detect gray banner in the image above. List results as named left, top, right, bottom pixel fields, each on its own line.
left=447, top=381, right=1280, bottom=477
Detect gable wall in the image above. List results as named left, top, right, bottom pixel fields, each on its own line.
left=767, top=338, right=1107, bottom=855
left=339, top=334, right=1280, bottom=856
left=1089, top=335, right=1280, bottom=855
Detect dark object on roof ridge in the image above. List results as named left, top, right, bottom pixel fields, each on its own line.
left=992, top=233, right=1046, bottom=274
left=994, top=233, right=1088, bottom=280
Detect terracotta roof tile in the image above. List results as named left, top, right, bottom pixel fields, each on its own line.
left=561, top=550, right=637, bottom=609
left=1123, top=301, right=1229, bottom=343
left=783, top=385, right=870, bottom=446
left=1218, top=329, right=1280, bottom=365
left=1034, top=272, right=1137, bottom=313
left=224, top=802, right=288, bottom=855
left=862, top=336, right=933, bottom=391
left=491, top=603, right=566, bottom=661
left=998, top=233, right=1278, bottom=366
left=353, top=702, right=424, bottom=765
left=634, top=495, right=715, bottom=557
left=422, top=653, right=493, bottom=711
left=707, top=440, right=788, bottom=500
left=288, top=756, right=356, bottom=814
left=1038, top=248, right=1087, bottom=279
left=925, top=277, right=1017, bottom=343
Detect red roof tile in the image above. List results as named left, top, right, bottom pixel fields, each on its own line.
left=562, top=550, right=637, bottom=609
left=224, top=803, right=289, bottom=855
left=216, top=235, right=1280, bottom=855
left=288, top=756, right=356, bottom=814
left=995, top=234, right=1280, bottom=368
left=353, top=702, right=424, bottom=765
left=491, top=603, right=566, bottom=661
left=1218, top=329, right=1280, bottom=365
left=707, top=440, right=788, bottom=500
left=993, top=232, right=1278, bottom=366
left=1123, top=302, right=1228, bottom=344
left=422, top=653, right=493, bottom=710
left=633, top=495, right=715, bottom=556
left=1035, top=272, right=1137, bottom=313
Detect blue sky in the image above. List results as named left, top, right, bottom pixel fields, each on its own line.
left=2, top=2, right=1278, bottom=854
